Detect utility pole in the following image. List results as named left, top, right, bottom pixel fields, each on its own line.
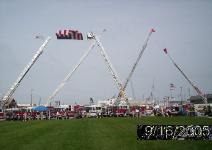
left=130, top=79, right=136, bottom=100
left=30, top=88, right=33, bottom=107
left=188, top=87, right=191, bottom=98
left=39, top=96, right=41, bottom=106
left=180, top=86, right=183, bottom=105
left=151, top=79, right=155, bottom=104
left=170, top=87, right=173, bottom=101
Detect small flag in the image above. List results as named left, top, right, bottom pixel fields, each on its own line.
left=56, top=29, right=83, bottom=40
left=170, top=83, right=176, bottom=90
left=163, top=48, right=168, bottom=54
left=151, top=28, right=156, bottom=32
left=35, top=35, right=44, bottom=39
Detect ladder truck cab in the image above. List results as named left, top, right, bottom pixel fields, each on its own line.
left=0, top=111, right=4, bottom=119
left=115, top=100, right=129, bottom=117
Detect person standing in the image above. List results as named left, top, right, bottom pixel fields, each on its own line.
left=23, top=112, right=27, bottom=122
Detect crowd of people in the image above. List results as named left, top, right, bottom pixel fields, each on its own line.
left=2, top=104, right=211, bottom=122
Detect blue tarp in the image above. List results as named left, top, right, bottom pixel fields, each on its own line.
left=32, top=106, right=48, bottom=112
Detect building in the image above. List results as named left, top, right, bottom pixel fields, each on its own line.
left=0, top=100, right=2, bottom=111
left=189, top=94, right=212, bottom=104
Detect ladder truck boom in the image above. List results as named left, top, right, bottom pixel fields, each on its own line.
left=163, top=48, right=207, bottom=104
left=2, top=37, right=52, bottom=107
left=123, top=29, right=155, bottom=91
left=47, top=31, right=106, bottom=104
left=90, top=33, right=124, bottom=92
left=47, top=40, right=96, bottom=104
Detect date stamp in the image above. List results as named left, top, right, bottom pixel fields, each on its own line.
left=137, top=125, right=212, bottom=140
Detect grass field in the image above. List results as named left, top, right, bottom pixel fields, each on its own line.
left=0, top=117, right=212, bottom=150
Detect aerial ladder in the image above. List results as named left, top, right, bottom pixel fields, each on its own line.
left=47, top=30, right=125, bottom=105
left=88, top=32, right=129, bottom=107
left=47, top=31, right=106, bottom=105
left=47, top=29, right=155, bottom=105
left=2, top=37, right=52, bottom=108
left=88, top=32, right=124, bottom=94
left=163, top=48, right=207, bottom=104
left=90, top=29, right=155, bottom=103
left=118, top=28, right=155, bottom=98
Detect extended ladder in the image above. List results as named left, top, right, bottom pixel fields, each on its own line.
left=2, top=37, right=51, bottom=107
left=163, top=48, right=207, bottom=104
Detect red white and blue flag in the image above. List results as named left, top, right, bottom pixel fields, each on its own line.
left=56, top=29, right=83, bottom=40
left=170, top=83, right=176, bottom=90
left=164, top=48, right=168, bottom=54
left=151, top=28, right=156, bottom=32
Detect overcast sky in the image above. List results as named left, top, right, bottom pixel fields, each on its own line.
left=0, top=0, right=212, bottom=105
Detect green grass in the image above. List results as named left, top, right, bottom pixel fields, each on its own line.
left=0, top=117, right=212, bottom=150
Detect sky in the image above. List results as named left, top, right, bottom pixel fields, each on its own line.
left=0, top=0, right=212, bottom=105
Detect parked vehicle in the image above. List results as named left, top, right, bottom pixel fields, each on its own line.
left=0, top=112, right=5, bottom=119
left=85, top=105, right=102, bottom=118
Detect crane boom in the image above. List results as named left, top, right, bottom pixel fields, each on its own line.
left=47, top=31, right=106, bottom=104
left=163, top=48, right=207, bottom=104
left=2, top=37, right=52, bottom=106
left=123, top=29, right=155, bottom=91
left=90, top=33, right=123, bottom=92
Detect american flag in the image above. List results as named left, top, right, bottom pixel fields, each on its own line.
left=163, top=48, right=168, bottom=54
left=56, top=29, right=83, bottom=40
left=170, top=83, right=176, bottom=90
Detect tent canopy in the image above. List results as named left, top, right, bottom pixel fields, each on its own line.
left=32, top=106, right=48, bottom=112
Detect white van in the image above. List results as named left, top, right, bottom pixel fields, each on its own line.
left=86, top=105, right=102, bottom=118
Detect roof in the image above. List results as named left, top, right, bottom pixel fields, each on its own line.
left=189, top=94, right=212, bottom=104
left=190, top=94, right=212, bottom=100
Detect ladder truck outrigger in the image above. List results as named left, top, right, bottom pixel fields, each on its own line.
left=163, top=48, right=207, bottom=104
left=1, top=37, right=51, bottom=109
